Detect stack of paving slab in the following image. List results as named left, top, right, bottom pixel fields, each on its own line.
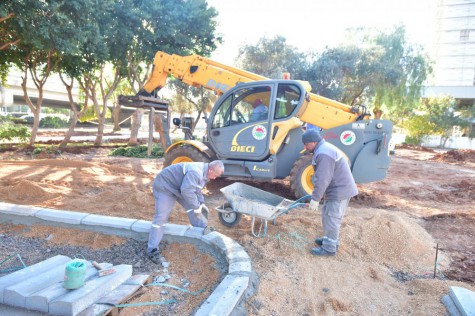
left=0, top=254, right=138, bottom=315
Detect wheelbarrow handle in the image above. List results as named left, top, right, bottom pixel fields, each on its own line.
left=284, top=195, right=313, bottom=212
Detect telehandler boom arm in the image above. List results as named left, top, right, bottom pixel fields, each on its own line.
left=142, top=51, right=360, bottom=129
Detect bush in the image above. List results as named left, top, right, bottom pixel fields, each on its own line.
left=39, top=116, right=69, bottom=128
left=0, top=121, right=30, bottom=142
left=109, top=144, right=164, bottom=158
left=30, top=146, right=62, bottom=157
left=402, top=114, right=434, bottom=146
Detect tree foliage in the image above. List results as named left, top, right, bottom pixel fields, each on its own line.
left=420, top=96, right=470, bottom=147
left=306, top=26, right=432, bottom=121
left=1, top=0, right=221, bottom=146
left=236, top=36, right=307, bottom=79
left=306, top=45, right=386, bottom=106
left=123, top=0, right=221, bottom=145
left=369, top=26, right=433, bottom=121
left=403, top=96, right=471, bottom=146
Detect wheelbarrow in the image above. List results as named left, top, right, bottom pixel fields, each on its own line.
left=216, top=182, right=311, bottom=237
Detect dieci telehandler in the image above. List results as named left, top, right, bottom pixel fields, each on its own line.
left=119, top=51, right=393, bottom=198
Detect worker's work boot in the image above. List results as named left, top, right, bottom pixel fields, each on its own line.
left=311, top=247, right=336, bottom=257
left=148, top=248, right=162, bottom=264
left=315, top=237, right=339, bottom=250
left=314, top=237, right=324, bottom=245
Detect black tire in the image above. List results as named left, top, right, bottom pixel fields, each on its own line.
left=289, top=154, right=314, bottom=198
left=164, top=144, right=210, bottom=167
left=218, top=203, right=242, bottom=227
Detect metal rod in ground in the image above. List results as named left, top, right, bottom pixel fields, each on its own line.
left=433, top=243, right=439, bottom=278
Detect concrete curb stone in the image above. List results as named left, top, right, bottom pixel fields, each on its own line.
left=0, top=202, right=43, bottom=216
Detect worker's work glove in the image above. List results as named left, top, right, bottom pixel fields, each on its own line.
left=187, top=205, right=208, bottom=223
left=308, top=199, right=319, bottom=211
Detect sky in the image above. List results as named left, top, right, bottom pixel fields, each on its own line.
left=207, top=0, right=438, bottom=65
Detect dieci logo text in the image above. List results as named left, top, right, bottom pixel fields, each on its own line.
left=231, top=145, right=255, bottom=152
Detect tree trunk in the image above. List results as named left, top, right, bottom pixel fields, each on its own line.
left=60, top=112, right=79, bottom=148
left=95, top=118, right=104, bottom=146
left=128, top=108, right=144, bottom=145
left=29, top=110, right=41, bottom=146
left=193, top=110, right=202, bottom=133
left=113, top=103, right=121, bottom=132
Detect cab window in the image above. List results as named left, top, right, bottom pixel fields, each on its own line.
left=274, top=84, right=301, bottom=119
left=211, top=97, right=232, bottom=129
left=231, top=86, right=271, bottom=125
left=211, top=85, right=272, bottom=128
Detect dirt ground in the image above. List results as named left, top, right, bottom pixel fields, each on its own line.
left=0, top=143, right=475, bottom=315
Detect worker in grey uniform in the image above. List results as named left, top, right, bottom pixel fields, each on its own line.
left=147, top=160, right=225, bottom=263
left=302, top=129, right=358, bottom=256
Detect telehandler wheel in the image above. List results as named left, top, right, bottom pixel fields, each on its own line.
left=164, top=144, right=210, bottom=167
left=289, top=155, right=314, bottom=198
left=218, top=203, right=242, bottom=227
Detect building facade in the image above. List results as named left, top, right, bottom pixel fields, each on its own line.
left=0, top=70, right=78, bottom=116
left=425, top=0, right=475, bottom=106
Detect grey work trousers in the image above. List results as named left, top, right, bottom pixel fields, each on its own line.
left=321, top=198, right=351, bottom=253
left=147, top=189, right=208, bottom=253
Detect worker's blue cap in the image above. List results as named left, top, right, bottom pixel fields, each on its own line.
left=302, top=129, right=322, bottom=144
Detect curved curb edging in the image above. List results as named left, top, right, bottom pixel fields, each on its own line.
left=0, top=202, right=251, bottom=316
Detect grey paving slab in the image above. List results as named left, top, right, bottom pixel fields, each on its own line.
left=25, top=262, right=101, bottom=313
left=443, top=294, right=463, bottom=316
left=0, top=304, right=45, bottom=315
left=78, top=274, right=149, bottom=316
left=35, top=209, right=88, bottom=225
left=228, top=260, right=252, bottom=276
left=202, top=232, right=243, bottom=253
left=226, top=250, right=250, bottom=263
left=0, top=202, right=42, bottom=216
left=184, top=226, right=205, bottom=239
left=163, top=223, right=189, bottom=236
left=49, top=264, right=132, bottom=316
left=81, top=214, right=136, bottom=230
left=130, top=219, right=150, bottom=233
left=450, top=286, right=475, bottom=316
left=3, top=260, right=71, bottom=308
left=194, top=274, right=249, bottom=316
left=0, top=255, right=71, bottom=304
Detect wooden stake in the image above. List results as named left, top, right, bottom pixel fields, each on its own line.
left=433, top=243, right=439, bottom=278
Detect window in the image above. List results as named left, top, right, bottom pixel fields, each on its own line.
left=211, top=85, right=272, bottom=128
left=211, top=97, right=232, bottom=129
left=274, top=84, right=301, bottom=119
left=460, top=29, right=470, bottom=41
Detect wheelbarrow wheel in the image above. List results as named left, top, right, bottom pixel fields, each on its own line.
left=218, top=203, right=242, bottom=227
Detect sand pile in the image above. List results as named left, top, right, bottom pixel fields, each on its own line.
left=7, top=179, right=58, bottom=204
left=343, top=209, right=438, bottom=273
left=432, top=149, right=475, bottom=163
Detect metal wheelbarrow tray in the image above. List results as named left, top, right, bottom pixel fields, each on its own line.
left=216, top=182, right=310, bottom=237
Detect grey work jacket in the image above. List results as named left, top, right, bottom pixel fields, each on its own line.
left=153, top=162, right=209, bottom=209
left=311, top=139, right=358, bottom=201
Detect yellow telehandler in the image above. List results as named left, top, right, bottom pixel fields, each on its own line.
left=120, top=51, right=393, bottom=198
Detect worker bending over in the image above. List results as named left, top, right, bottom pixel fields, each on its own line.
left=147, top=160, right=225, bottom=263
left=303, top=129, right=358, bottom=256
